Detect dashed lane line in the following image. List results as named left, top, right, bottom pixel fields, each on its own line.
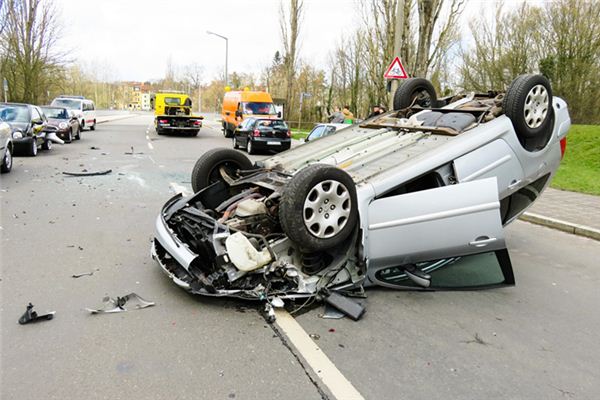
left=147, top=142, right=154, bottom=150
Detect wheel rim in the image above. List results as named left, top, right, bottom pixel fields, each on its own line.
left=208, top=161, right=239, bottom=184
left=412, top=90, right=432, bottom=107
left=523, top=84, right=549, bottom=129
left=303, top=180, right=351, bottom=238
left=247, top=141, right=252, bottom=153
left=46, top=140, right=52, bottom=150
left=4, top=148, right=11, bottom=169
left=32, top=139, right=37, bottom=155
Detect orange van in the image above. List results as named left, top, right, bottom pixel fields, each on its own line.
left=221, top=90, right=279, bottom=138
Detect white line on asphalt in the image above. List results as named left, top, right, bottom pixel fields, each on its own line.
left=169, top=182, right=191, bottom=196
left=146, top=135, right=150, bottom=140
left=275, top=310, right=365, bottom=400
left=148, top=156, right=156, bottom=165
left=147, top=142, right=154, bottom=150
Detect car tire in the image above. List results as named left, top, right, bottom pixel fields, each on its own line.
left=66, top=128, right=73, bottom=143
left=1, top=145, right=12, bottom=173
left=75, top=126, right=81, bottom=140
left=224, top=128, right=234, bottom=138
left=90, top=121, right=96, bottom=131
left=28, top=138, right=38, bottom=156
left=42, top=140, right=52, bottom=150
left=279, top=164, right=358, bottom=252
left=503, top=74, right=554, bottom=150
left=393, top=77, right=438, bottom=110
left=191, top=148, right=254, bottom=193
left=233, top=136, right=239, bottom=149
left=246, top=139, right=255, bottom=155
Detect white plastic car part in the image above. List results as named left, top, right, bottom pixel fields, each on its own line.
left=235, top=198, right=268, bottom=217
left=225, top=232, right=272, bottom=272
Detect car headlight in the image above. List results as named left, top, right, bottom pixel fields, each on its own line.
left=12, top=130, right=23, bottom=139
left=59, top=122, right=68, bottom=129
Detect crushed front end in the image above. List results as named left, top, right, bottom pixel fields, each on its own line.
left=151, top=170, right=365, bottom=302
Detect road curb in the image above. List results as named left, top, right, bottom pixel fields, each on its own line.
left=520, top=212, right=600, bottom=241
left=96, top=114, right=137, bottom=124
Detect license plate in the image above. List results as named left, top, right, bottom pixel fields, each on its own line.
left=267, top=141, right=280, bottom=145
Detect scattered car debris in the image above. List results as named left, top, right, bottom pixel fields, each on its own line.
left=89, top=146, right=101, bottom=150
left=18, top=303, right=55, bottom=324
left=62, top=169, right=112, bottom=177
left=72, top=269, right=99, bottom=278
left=86, top=292, right=155, bottom=314
left=124, top=146, right=143, bottom=155
left=309, top=333, right=320, bottom=340
left=320, top=304, right=346, bottom=319
left=325, top=292, right=365, bottom=321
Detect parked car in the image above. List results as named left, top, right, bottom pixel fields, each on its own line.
left=50, top=96, right=96, bottom=131
left=0, top=103, right=51, bottom=156
left=41, top=106, right=81, bottom=143
left=232, top=118, right=291, bottom=154
left=304, top=123, right=348, bottom=143
left=0, top=117, right=13, bottom=173
left=151, top=75, right=570, bottom=317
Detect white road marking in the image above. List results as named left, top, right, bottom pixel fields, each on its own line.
left=148, top=156, right=156, bottom=165
left=146, top=135, right=150, bottom=140
left=147, top=142, right=154, bottom=150
left=275, top=310, right=365, bottom=400
left=169, top=182, right=191, bottom=196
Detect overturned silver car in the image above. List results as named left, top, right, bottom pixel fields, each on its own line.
left=151, top=75, right=570, bottom=313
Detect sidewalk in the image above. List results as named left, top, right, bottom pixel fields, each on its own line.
left=521, top=187, right=600, bottom=241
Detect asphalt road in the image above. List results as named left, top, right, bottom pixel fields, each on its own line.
left=1, top=113, right=599, bottom=400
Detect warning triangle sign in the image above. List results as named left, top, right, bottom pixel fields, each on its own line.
left=384, top=56, right=408, bottom=79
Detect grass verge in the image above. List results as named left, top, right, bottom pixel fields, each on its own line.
left=551, top=124, right=600, bottom=195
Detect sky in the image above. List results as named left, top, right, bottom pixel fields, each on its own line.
left=55, top=0, right=541, bottom=83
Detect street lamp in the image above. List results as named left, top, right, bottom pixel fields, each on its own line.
left=206, top=30, right=229, bottom=88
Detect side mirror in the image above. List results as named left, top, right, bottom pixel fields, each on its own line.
left=235, top=110, right=242, bottom=118
left=277, top=111, right=282, bottom=118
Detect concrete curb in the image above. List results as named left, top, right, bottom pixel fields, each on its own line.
left=96, top=114, right=137, bottom=124
left=520, top=212, right=600, bottom=241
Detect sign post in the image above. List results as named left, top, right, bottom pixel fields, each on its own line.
left=3, top=78, right=7, bottom=103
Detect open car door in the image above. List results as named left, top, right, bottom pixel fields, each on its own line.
left=366, top=177, right=514, bottom=289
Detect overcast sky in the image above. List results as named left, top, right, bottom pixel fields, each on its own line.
left=56, top=0, right=539, bottom=83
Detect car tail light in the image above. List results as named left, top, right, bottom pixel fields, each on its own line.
left=286, top=130, right=291, bottom=138
left=560, top=137, right=567, bottom=159
left=253, top=129, right=260, bottom=137
left=159, top=119, right=168, bottom=124
left=193, top=120, right=202, bottom=126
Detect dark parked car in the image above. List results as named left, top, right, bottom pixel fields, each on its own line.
left=0, top=103, right=53, bottom=156
left=0, top=117, right=13, bottom=173
left=41, top=106, right=81, bottom=143
left=232, top=118, right=291, bottom=154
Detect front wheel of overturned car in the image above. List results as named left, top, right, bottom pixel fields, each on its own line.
left=504, top=74, right=554, bottom=151
left=279, top=164, right=358, bottom=252
left=1, top=146, right=12, bottom=173
left=393, top=77, right=438, bottom=110
left=191, top=148, right=254, bottom=193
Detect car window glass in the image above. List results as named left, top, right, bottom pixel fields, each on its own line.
left=53, top=99, right=82, bottom=110
left=374, top=251, right=511, bottom=289
left=242, top=102, right=276, bottom=115
left=308, top=126, right=325, bottom=140
left=42, top=107, right=68, bottom=119
left=257, top=120, right=287, bottom=130
left=0, top=105, right=30, bottom=122
left=164, top=97, right=181, bottom=105
left=31, top=107, right=42, bottom=121
left=324, top=126, right=337, bottom=136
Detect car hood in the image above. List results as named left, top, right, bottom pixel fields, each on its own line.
left=46, top=118, right=67, bottom=127
left=8, top=122, right=29, bottom=132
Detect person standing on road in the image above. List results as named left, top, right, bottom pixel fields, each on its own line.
left=342, top=105, right=354, bottom=124
left=328, top=107, right=345, bottom=123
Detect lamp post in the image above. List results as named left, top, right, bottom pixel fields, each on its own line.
left=206, top=31, right=229, bottom=88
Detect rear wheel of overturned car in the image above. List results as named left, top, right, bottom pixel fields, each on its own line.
left=279, top=164, right=358, bottom=252
left=503, top=74, right=554, bottom=151
left=1, top=145, right=12, bottom=173
left=393, top=77, right=438, bottom=110
left=191, top=148, right=254, bottom=193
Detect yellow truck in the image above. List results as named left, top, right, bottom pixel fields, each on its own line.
left=154, top=92, right=203, bottom=136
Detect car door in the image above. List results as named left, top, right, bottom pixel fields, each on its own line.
left=366, top=177, right=511, bottom=288
left=30, top=107, right=46, bottom=138
left=237, top=118, right=253, bottom=145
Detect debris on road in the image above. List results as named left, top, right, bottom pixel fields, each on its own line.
left=324, top=292, right=366, bottom=321
left=320, top=304, right=345, bottom=319
left=62, top=169, right=112, bottom=177
left=124, top=146, right=143, bottom=155
left=18, top=303, right=55, bottom=325
left=72, top=269, right=99, bottom=278
left=89, top=146, right=101, bottom=150
left=86, top=292, right=155, bottom=314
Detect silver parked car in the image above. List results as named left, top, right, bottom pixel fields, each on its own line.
left=0, top=117, right=13, bottom=173
left=151, top=75, right=570, bottom=316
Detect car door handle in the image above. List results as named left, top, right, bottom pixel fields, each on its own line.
left=469, top=236, right=497, bottom=247
left=508, top=179, right=521, bottom=189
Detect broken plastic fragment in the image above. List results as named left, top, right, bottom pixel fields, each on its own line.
left=270, top=296, right=285, bottom=308
left=18, top=303, right=55, bottom=325
left=86, top=292, right=155, bottom=314
left=225, top=232, right=272, bottom=272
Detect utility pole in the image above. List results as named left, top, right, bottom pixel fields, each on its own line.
left=207, top=31, right=229, bottom=88
left=389, top=0, right=405, bottom=110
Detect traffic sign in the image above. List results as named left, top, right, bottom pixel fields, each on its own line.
left=384, top=57, right=408, bottom=79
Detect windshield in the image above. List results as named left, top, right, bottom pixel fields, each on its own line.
left=41, top=107, right=69, bottom=119
left=242, top=102, right=277, bottom=115
left=52, top=98, right=82, bottom=110
left=0, top=105, right=30, bottom=123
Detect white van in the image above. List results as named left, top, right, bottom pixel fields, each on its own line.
left=50, top=96, right=97, bottom=130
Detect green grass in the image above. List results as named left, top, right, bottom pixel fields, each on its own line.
left=290, top=129, right=310, bottom=140
left=551, top=124, right=600, bottom=195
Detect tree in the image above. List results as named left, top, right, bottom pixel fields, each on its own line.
left=0, top=0, right=66, bottom=103
left=279, top=0, right=303, bottom=115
